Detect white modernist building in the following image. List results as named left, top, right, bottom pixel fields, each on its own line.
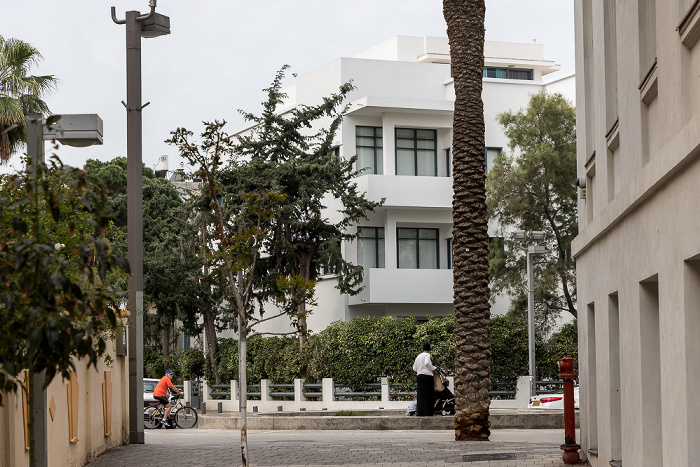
left=572, top=2, right=700, bottom=466
left=237, top=36, right=574, bottom=336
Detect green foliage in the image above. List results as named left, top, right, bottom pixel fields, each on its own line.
left=205, top=315, right=578, bottom=387
left=179, top=347, right=206, bottom=381
left=537, top=322, right=578, bottom=380
left=144, top=346, right=206, bottom=384
left=143, top=344, right=164, bottom=379
left=0, top=156, right=129, bottom=404
left=487, top=90, right=578, bottom=329
left=489, top=316, right=528, bottom=383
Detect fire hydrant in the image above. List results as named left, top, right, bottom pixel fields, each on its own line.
left=559, top=357, right=580, bottom=464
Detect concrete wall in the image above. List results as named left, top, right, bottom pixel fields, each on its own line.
left=572, top=1, right=700, bottom=465
left=0, top=347, right=129, bottom=467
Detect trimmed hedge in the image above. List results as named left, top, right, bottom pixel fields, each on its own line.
left=200, top=316, right=577, bottom=389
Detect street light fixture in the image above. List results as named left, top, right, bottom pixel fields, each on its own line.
left=511, top=230, right=546, bottom=397
left=25, top=112, right=104, bottom=467
left=111, top=0, right=170, bottom=445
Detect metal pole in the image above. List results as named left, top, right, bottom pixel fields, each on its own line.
left=527, top=247, right=536, bottom=397
left=125, top=10, right=145, bottom=444
left=26, top=113, right=44, bottom=176
left=26, top=114, right=48, bottom=467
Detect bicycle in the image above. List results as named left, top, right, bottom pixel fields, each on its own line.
left=143, top=391, right=198, bottom=429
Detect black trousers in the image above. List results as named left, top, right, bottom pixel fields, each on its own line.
left=416, top=374, right=434, bottom=416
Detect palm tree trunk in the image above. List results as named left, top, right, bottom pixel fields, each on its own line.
left=444, top=0, right=492, bottom=441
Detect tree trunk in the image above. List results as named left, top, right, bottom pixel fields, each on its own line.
left=239, top=330, right=249, bottom=466
left=444, top=0, right=492, bottom=441
left=160, top=314, right=170, bottom=360
left=202, top=307, right=219, bottom=384
left=200, top=220, right=220, bottom=383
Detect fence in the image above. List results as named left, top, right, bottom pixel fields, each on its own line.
left=188, top=375, right=538, bottom=413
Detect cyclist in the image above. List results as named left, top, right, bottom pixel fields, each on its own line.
left=153, top=369, right=183, bottom=427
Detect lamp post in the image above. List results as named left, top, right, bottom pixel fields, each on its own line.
left=111, top=0, right=170, bottom=445
left=512, top=230, right=546, bottom=397
left=25, top=112, right=103, bottom=467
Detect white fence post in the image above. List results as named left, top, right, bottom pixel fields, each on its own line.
left=294, top=378, right=306, bottom=403
left=515, top=375, right=532, bottom=408
left=231, top=380, right=239, bottom=401
left=322, top=378, right=334, bottom=405
left=183, top=380, right=192, bottom=406
left=202, top=381, right=210, bottom=402
left=260, top=379, right=270, bottom=402
left=381, top=377, right=390, bottom=403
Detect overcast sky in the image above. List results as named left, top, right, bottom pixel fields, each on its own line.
left=1, top=0, right=574, bottom=173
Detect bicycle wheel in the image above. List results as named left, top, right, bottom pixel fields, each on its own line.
left=175, top=406, right=198, bottom=429
left=144, top=407, right=160, bottom=429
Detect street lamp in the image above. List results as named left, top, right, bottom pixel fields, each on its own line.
left=111, top=0, right=170, bottom=445
left=25, top=112, right=103, bottom=467
left=512, top=230, right=546, bottom=397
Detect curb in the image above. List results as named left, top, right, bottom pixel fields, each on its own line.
left=196, top=409, right=578, bottom=430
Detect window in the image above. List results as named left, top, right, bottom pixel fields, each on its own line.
left=483, top=67, right=533, bottom=80
left=485, top=147, right=501, bottom=172
left=446, top=238, right=452, bottom=269
left=396, top=128, right=437, bottom=176
left=397, top=228, right=439, bottom=269
left=445, top=148, right=451, bottom=176
left=356, top=126, right=383, bottom=174
left=183, top=334, right=191, bottom=349
left=357, top=227, right=385, bottom=268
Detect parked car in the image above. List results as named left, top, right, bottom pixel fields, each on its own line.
left=528, top=386, right=579, bottom=409
left=143, top=378, right=159, bottom=408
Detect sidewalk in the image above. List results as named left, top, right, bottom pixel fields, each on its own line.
left=85, top=428, right=584, bottom=466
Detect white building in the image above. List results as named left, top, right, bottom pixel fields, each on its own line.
left=572, top=2, right=700, bottom=466
left=235, top=36, right=574, bottom=336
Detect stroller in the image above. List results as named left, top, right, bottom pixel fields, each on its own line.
left=433, top=369, right=455, bottom=415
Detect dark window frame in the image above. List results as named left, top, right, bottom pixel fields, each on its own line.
left=355, top=126, right=382, bottom=175
left=357, top=226, right=385, bottom=269
left=394, top=128, right=438, bottom=176
left=396, top=227, right=440, bottom=269
left=482, top=67, right=533, bottom=80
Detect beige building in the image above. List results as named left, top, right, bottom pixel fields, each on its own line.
left=572, top=1, right=700, bottom=466
left=0, top=347, right=130, bottom=467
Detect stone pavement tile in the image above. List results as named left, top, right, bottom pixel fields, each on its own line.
left=85, top=429, right=575, bottom=467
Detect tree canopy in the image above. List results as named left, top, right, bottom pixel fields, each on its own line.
left=0, top=36, right=58, bottom=163
left=486, top=90, right=578, bottom=329
left=0, top=156, right=129, bottom=403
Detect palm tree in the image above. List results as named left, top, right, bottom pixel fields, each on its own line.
left=443, top=0, right=491, bottom=441
left=0, top=36, right=57, bottom=163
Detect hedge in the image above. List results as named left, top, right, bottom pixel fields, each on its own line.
left=183, top=316, right=578, bottom=390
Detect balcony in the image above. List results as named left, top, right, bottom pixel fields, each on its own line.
left=349, top=268, right=453, bottom=305
left=355, top=174, right=453, bottom=209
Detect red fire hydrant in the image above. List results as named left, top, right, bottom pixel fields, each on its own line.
left=559, top=357, right=580, bottom=464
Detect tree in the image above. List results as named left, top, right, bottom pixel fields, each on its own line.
left=0, top=155, right=129, bottom=465
left=168, top=120, right=290, bottom=467
left=0, top=36, right=57, bottom=163
left=487, top=91, right=578, bottom=327
left=226, top=67, right=382, bottom=364
left=443, top=0, right=491, bottom=441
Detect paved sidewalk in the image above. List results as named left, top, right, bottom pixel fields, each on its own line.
left=85, top=429, right=584, bottom=466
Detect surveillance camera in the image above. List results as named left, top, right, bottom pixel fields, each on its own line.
left=575, top=176, right=586, bottom=188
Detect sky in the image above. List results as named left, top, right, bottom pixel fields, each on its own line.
left=1, top=0, right=574, bottom=174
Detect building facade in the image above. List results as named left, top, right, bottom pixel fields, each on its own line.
left=572, top=2, right=700, bottom=466
left=234, top=36, right=574, bottom=336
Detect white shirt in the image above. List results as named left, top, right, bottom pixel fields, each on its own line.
left=413, top=352, right=436, bottom=376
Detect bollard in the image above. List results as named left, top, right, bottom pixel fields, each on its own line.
left=559, top=357, right=580, bottom=464
left=201, top=401, right=206, bottom=415
left=217, top=402, right=223, bottom=414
